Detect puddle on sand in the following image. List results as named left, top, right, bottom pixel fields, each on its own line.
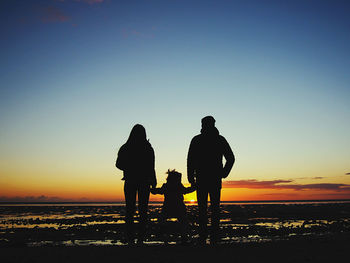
left=0, top=219, right=125, bottom=230
left=28, top=239, right=126, bottom=247
left=221, top=235, right=273, bottom=243
left=255, top=220, right=334, bottom=229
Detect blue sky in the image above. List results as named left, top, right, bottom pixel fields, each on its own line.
left=1, top=0, right=350, bottom=201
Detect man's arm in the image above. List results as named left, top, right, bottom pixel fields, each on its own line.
left=221, top=137, right=235, bottom=178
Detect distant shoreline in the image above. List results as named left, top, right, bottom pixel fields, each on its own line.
left=1, top=199, right=350, bottom=205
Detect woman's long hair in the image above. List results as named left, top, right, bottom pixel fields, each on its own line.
left=126, top=124, right=148, bottom=145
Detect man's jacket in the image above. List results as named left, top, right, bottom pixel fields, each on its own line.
left=187, top=127, right=234, bottom=188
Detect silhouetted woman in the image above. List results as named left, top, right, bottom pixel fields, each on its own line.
left=116, top=124, right=156, bottom=245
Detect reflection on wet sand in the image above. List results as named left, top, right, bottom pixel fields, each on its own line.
left=0, top=202, right=349, bottom=246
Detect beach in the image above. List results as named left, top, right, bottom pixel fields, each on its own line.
left=1, top=202, right=350, bottom=262
left=2, top=235, right=350, bottom=263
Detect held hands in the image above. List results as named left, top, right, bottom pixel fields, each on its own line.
left=190, top=183, right=197, bottom=191
left=188, top=176, right=196, bottom=186
left=188, top=173, right=197, bottom=189
left=150, top=181, right=156, bottom=189
left=149, top=175, right=157, bottom=189
left=190, top=179, right=197, bottom=189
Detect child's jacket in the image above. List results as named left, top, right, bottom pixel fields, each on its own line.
left=152, top=183, right=194, bottom=217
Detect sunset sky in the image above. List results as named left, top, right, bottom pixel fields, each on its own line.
left=1, top=0, right=350, bottom=202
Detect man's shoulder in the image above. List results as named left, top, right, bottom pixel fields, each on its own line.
left=191, top=134, right=228, bottom=143
left=219, top=134, right=232, bottom=145
left=191, top=134, right=202, bottom=143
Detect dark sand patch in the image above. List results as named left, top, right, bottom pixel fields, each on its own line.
left=2, top=234, right=350, bottom=263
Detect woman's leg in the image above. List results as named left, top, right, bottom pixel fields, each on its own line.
left=137, top=183, right=150, bottom=243
left=124, top=181, right=137, bottom=244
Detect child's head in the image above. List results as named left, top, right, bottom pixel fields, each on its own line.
left=166, top=169, right=182, bottom=185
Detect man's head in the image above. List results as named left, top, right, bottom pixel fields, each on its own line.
left=201, top=116, right=216, bottom=129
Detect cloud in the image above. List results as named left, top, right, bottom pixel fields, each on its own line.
left=222, top=179, right=350, bottom=192
left=41, top=6, right=70, bottom=23
left=292, top=177, right=325, bottom=180
left=78, top=0, right=105, bottom=4
left=121, top=27, right=156, bottom=39
left=17, top=1, right=106, bottom=26
left=56, top=0, right=105, bottom=4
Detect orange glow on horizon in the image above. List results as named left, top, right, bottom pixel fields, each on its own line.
left=1, top=176, right=350, bottom=202
left=1, top=191, right=350, bottom=202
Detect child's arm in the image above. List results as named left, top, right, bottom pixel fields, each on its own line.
left=150, top=184, right=165, bottom=195
left=183, top=185, right=196, bottom=194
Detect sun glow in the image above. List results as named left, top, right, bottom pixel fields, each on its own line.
left=184, top=191, right=197, bottom=203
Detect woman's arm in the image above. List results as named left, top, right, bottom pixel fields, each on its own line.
left=149, top=147, right=157, bottom=188
left=115, top=146, right=125, bottom=170
left=150, top=185, right=164, bottom=195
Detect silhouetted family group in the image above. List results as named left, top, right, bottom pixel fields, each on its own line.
left=116, top=116, right=235, bottom=245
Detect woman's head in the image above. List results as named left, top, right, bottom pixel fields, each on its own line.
left=166, top=169, right=182, bottom=184
left=127, top=124, right=147, bottom=144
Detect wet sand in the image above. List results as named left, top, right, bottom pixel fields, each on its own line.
left=1, top=202, right=350, bottom=246
left=1, top=202, right=350, bottom=262
left=2, top=234, right=350, bottom=263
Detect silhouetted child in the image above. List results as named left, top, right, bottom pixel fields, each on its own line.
left=151, top=169, right=195, bottom=244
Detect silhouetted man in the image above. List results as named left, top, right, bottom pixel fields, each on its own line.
left=187, top=116, right=235, bottom=244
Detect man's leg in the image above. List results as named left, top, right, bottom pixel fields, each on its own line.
left=124, top=181, right=137, bottom=244
left=137, top=183, right=150, bottom=244
left=196, top=186, right=209, bottom=244
left=209, top=187, right=221, bottom=244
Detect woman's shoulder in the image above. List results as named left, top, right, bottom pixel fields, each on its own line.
left=146, top=140, right=154, bottom=149
left=118, top=143, right=127, bottom=153
left=144, top=141, right=154, bottom=155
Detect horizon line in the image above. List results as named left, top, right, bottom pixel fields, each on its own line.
left=1, top=199, right=350, bottom=204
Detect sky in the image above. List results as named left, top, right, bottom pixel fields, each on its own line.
left=1, top=0, right=350, bottom=202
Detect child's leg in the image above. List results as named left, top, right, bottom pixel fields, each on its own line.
left=158, top=211, right=168, bottom=244
left=178, top=211, right=190, bottom=243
